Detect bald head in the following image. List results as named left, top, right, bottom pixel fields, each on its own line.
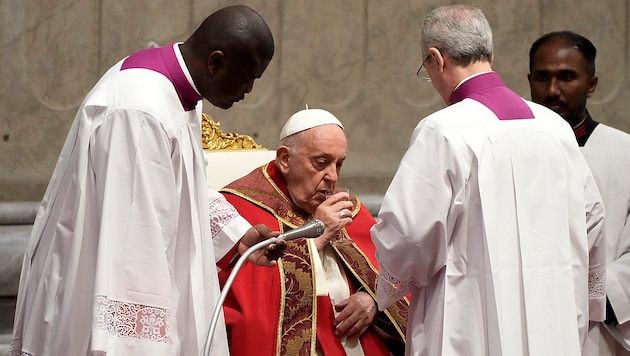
left=180, top=5, right=275, bottom=109
left=187, top=5, right=274, bottom=61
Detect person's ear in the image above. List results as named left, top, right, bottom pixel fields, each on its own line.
left=207, top=51, right=224, bottom=74
left=428, top=47, right=445, bottom=72
left=276, top=146, right=291, bottom=174
left=587, top=75, right=598, bottom=98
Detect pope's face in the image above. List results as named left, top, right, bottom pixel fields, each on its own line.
left=528, top=40, right=597, bottom=126
left=281, top=125, right=347, bottom=215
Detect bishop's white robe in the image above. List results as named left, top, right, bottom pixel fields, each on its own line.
left=10, top=44, right=250, bottom=356
left=581, top=123, right=630, bottom=356
left=372, top=98, right=607, bottom=356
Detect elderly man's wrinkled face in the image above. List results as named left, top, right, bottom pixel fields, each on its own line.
left=280, top=124, right=347, bottom=215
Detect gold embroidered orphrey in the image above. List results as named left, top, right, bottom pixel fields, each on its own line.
left=221, top=165, right=408, bottom=354
left=201, top=113, right=267, bottom=150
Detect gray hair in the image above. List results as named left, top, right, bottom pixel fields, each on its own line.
left=421, top=4, right=493, bottom=66
left=278, top=130, right=307, bottom=155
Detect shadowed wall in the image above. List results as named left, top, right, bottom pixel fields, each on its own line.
left=1, top=0, right=628, bottom=200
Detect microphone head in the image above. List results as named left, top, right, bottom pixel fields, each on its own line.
left=310, top=219, right=325, bottom=237
left=278, top=219, right=326, bottom=241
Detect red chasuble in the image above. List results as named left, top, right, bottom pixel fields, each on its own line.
left=218, top=162, right=408, bottom=356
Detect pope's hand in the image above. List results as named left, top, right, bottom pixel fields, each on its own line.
left=333, top=291, right=377, bottom=339
left=239, top=224, right=286, bottom=267
left=312, top=191, right=354, bottom=251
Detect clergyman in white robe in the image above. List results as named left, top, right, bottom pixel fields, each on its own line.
left=10, top=42, right=249, bottom=356
left=371, top=72, right=607, bottom=356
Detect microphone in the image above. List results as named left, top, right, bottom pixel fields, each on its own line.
left=202, top=220, right=325, bottom=355
left=276, top=219, right=325, bottom=241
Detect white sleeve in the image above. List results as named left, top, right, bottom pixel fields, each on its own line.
left=371, top=124, right=463, bottom=310
left=604, top=183, right=630, bottom=348
left=207, top=186, right=252, bottom=262
left=605, top=212, right=630, bottom=349
left=608, top=213, right=630, bottom=323
left=582, top=159, right=607, bottom=322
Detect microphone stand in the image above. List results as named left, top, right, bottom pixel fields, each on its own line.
left=203, top=219, right=325, bottom=356
left=201, top=219, right=324, bottom=355
left=202, top=237, right=281, bottom=356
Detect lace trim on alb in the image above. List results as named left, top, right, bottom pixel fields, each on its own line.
left=376, top=252, right=421, bottom=301
left=208, top=196, right=240, bottom=237
left=8, top=337, right=31, bottom=356
left=93, top=295, right=174, bottom=344
left=588, top=270, right=606, bottom=299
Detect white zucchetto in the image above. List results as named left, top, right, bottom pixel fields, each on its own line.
left=279, top=108, right=344, bottom=141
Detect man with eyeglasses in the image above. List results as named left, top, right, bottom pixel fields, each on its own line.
left=371, top=4, right=607, bottom=355
left=529, top=30, right=630, bottom=356
left=416, top=55, right=432, bottom=82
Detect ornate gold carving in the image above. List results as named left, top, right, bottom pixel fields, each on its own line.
left=201, top=113, right=266, bottom=150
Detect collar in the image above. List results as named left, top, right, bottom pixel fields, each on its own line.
left=121, top=43, right=203, bottom=111
left=450, top=71, right=502, bottom=104
left=573, top=110, right=599, bottom=147
left=453, top=71, right=493, bottom=92
left=265, top=163, right=312, bottom=216
left=266, top=162, right=290, bottom=197
left=173, top=43, right=202, bottom=100
left=449, top=72, right=534, bottom=120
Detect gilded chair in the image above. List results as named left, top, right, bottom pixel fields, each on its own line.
left=201, top=113, right=276, bottom=189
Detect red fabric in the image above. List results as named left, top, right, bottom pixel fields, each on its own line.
left=218, top=162, right=392, bottom=356
left=219, top=197, right=283, bottom=355
left=316, top=296, right=346, bottom=354
left=316, top=297, right=391, bottom=356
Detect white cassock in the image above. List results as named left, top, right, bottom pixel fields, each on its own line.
left=10, top=45, right=250, bottom=356
left=581, top=123, right=630, bottom=356
left=371, top=99, right=607, bottom=356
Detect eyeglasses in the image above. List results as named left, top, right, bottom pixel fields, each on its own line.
left=416, top=55, right=431, bottom=82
